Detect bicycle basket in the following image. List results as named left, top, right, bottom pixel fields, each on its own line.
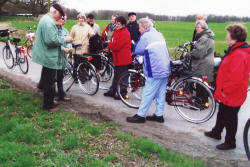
left=0, top=29, right=9, bottom=37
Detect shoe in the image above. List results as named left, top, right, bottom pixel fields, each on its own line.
left=48, top=107, right=59, bottom=112
left=126, top=114, right=146, bottom=123
left=146, top=114, right=164, bottom=123
left=216, top=142, right=236, bottom=150
left=58, top=97, right=71, bottom=101
left=204, top=131, right=221, bottom=140
left=53, top=100, right=59, bottom=106
left=103, top=91, right=115, bottom=97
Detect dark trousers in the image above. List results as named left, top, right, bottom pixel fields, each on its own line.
left=41, top=66, right=56, bottom=109
left=109, top=65, right=129, bottom=95
left=56, top=69, right=66, bottom=99
left=212, top=103, right=241, bottom=145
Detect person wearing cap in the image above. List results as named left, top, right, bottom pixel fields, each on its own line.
left=70, top=12, right=95, bottom=55
left=87, top=13, right=100, bottom=35
left=101, top=15, right=117, bottom=42
left=126, top=12, right=140, bottom=52
left=32, top=3, right=72, bottom=112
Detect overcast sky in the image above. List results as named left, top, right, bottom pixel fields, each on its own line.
left=60, top=0, right=250, bottom=17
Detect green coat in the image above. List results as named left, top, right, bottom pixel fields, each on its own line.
left=188, top=29, right=215, bottom=82
left=32, top=13, right=66, bottom=70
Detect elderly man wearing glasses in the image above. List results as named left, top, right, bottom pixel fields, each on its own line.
left=32, top=3, right=72, bottom=112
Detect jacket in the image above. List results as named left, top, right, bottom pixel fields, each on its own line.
left=108, top=27, right=132, bottom=66
left=126, top=21, right=140, bottom=50
left=59, top=26, right=72, bottom=69
left=134, top=27, right=171, bottom=78
left=214, top=42, right=250, bottom=107
left=32, top=13, right=66, bottom=70
left=101, top=23, right=116, bottom=41
left=188, top=29, right=215, bottom=82
left=70, top=23, right=95, bottom=54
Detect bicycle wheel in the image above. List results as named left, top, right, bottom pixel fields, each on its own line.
left=77, top=61, right=99, bottom=95
left=172, top=77, right=216, bottom=123
left=98, top=56, right=114, bottom=90
left=63, top=62, right=73, bottom=84
left=243, top=118, right=250, bottom=161
left=18, top=51, right=29, bottom=74
left=117, top=70, right=145, bottom=109
left=27, top=45, right=32, bottom=58
left=2, top=45, right=14, bottom=69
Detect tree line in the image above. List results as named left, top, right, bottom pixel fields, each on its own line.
left=1, top=0, right=250, bottom=22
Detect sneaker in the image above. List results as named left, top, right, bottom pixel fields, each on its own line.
left=114, top=94, right=128, bottom=100
left=216, top=142, right=236, bottom=150
left=146, top=114, right=164, bottom=123
left=204, top=131, right=221, bottom=140
left=126, top=114, right=146, bottom=123
left=48, top=107, right=59, bottom=112
left=103, top=91, right=115, bottom=97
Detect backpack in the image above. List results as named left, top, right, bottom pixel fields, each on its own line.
left=89, top=34, right=103, bottom=53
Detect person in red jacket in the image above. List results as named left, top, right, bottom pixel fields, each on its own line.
left=205, top=24, right=250, bottom=150
left=103, top=16, right=132, bottom=99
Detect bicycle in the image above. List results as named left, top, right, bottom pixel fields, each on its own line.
left=117, top=43, right=216, bottom=124
left=1, top=29, right=29, bottom=74
left=62, top=43, right=99, bottom=95
left=25, top=26, right=35, bottom=58
left=243, top=117, right=250, bottom=161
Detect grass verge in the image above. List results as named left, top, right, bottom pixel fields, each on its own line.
left=0, top=78, right=208, bottom=166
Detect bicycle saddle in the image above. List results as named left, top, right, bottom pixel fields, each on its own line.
left=72, top=43, right=82, bottom=49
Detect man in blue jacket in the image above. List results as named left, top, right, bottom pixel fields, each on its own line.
left=127, top=18, right=171, bottom=123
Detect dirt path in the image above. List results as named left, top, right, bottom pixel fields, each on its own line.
left=0, top=67, right=249, bottom=167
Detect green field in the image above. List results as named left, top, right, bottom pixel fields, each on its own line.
left=3, top=16, right=250, bottom=55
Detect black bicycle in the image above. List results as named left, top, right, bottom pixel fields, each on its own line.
left=243, top=118, right=250, bottom=161
left=1, top=29, right=29, bottom=74
left=63, top=44, right=99, bottom=95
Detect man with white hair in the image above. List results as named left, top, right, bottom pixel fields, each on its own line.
left=126, top=18, right=171, bottom=123
left=32, top=3, right=72, bottom=112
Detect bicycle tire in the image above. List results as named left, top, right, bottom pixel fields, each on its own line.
left=243, top=118, right=250, bottom=161
left=117, top=70, right=145, bottom=109
left=2, top=45, right=14, bottom=69
left=63, top=62, right=73, bottom=84
left=18, top=51, right=29, bottom=74
left=77, top=61, right=99, bottom=95
left=98, top=55, right=114, bottom=90
left=27, top=45, right=32, bottom=58
left=172, top=77, right=216, bottom=123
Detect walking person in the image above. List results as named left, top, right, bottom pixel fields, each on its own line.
left=126, top=18, right=171, bottom=123
left=126, top=12, right=140, bottom=51
left=32, top=3, right=72, bottom=111
left=204, top=24, right=250, bottom=150
left=103, top=16, right=132, bottom=99
left=56, top=15, right=72, bottom=101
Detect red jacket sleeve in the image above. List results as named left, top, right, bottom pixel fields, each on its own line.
left=101, top=24, right=109, bottom=40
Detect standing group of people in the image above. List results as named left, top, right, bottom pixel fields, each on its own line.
left=32, top=4, right=250, bottom=151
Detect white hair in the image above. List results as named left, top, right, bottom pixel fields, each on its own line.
left=196, top=20, right=208, bottom=30
left=138, top=17, right=154, bottom=29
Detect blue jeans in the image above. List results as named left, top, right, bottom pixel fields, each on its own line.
left=137, top=77, right=168, bottom=117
